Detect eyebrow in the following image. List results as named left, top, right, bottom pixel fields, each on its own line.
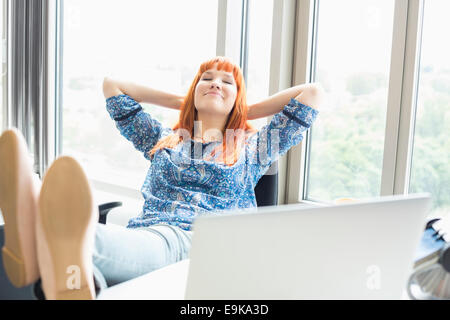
left=203, top=71, right=234, bottom=80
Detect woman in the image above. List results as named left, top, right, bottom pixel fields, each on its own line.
left=0, top=56, right=322, bottom=299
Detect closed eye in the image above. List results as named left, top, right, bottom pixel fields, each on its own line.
left=203, top=78, right=233, bottom=85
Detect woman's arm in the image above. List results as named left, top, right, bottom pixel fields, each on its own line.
left=246, top=95, right=319, bottom=184
left=247, top=82, right=324, bottom=120
left=102, top=77, right=184, bottom=110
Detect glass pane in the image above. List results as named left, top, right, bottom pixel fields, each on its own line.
left=409, top=0, right=450, bottom=220
left=62, top=0, right=218, bottom=189
left=306, top=0, right=395, bottom=202
left=246, top=0, right=273, bottom=130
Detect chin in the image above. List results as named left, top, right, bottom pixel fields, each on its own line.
left=197, top=104, right=222, bottom=114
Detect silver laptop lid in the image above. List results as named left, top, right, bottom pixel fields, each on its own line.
left=185, top=193, right=431, bottom=299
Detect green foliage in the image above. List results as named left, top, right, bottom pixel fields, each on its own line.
left=431, top=75, right=450, bottom=94
left=309, top=70, right=449, bottom=217
left=346, top=72, right=387, bottom=96
left=410, top=92, right=450, bottom=212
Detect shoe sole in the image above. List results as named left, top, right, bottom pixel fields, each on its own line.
left=37, top=156, right=97, bottom=300
left=0, top=129, right=40, bottom=288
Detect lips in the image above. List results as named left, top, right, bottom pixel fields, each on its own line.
left=205, top=91, right=223, bottom=98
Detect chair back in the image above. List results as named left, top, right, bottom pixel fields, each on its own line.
left=254, top=171, right=278, bottom=207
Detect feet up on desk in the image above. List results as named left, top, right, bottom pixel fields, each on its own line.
left=0, top=128, right=41, bottom=288
left=37, top=156, right=98, bottom=300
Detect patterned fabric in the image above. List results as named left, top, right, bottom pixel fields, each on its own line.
left=106, top=94, right=319, bottom=231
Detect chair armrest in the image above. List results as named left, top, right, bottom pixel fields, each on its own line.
left=98, top=202, right=123, bottom=224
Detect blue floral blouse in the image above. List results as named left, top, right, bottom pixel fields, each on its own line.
left=106, top=94, right=318, bottom=231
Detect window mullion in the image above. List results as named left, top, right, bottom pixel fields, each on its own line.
left=216, top=0, right=242, bottom=64
left=287, top=0, right=316, bottom=204
left=393, top=0, right=424, bottom=195
left=42, top=0, right=59, bottom=177
left=381, top=0, right=423, bottom=196
left=269, top=0, right=297, bottom=205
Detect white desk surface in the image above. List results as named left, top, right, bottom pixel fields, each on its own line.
left=97, top=258, right=411, bottom=300
left=97, top=259, right=189, bottom=300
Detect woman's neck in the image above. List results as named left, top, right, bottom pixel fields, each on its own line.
left=194, top=112, right=228, bottom=142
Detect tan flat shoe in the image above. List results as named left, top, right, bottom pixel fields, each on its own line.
left=0, top=128, right=40, bottom=288
left=37, top=156, right=98, bottom=300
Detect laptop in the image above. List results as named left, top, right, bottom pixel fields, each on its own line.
left=184, top=193, right=431, bottom=299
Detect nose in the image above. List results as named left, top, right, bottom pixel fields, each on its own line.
left=210, top=80, right=220, bottom=89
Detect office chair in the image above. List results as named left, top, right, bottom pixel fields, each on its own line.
left=0, top=170, right=278, bottom=299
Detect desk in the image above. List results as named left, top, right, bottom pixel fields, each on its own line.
left=97, top=259, right=411, bottom=300
left=97, top=259, right=189, bottom=300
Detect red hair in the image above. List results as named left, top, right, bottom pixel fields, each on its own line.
left=148, top=56, right=257, bottom=166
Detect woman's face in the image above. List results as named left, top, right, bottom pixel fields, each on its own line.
left=194, top=64, right=237, bottom=118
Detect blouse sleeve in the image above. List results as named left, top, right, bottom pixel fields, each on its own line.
left=246, top=98, right=319, bottom=185
left=105, top=94, right=173, bottom=161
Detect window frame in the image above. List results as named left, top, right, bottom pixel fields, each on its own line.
left=286, top=0, right=426, bottom=204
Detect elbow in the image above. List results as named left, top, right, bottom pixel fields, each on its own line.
left=103, top=76, right=112, bottom=88
left=293, top=83, right=324, bottom=111
left=310, top=82, right=325, bottom=97
left=102, top=77, right=112, bottom=97
left=307, top=82, right=325, bottom=111
left=102, top=77, right=122, bottom=99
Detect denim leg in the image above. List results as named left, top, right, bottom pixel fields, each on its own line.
left=92, top=223, right=192, bottom=293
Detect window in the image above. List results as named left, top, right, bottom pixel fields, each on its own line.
left=305, top=0, right=395, bottom=202
left=246, top=0, right=274, bottom=130
left=409, top=0, right=450, bottom=219
left=62, top=0, right=218, bottom=190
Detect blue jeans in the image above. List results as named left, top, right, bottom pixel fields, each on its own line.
left=92, top=222, right=193, bottom=294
